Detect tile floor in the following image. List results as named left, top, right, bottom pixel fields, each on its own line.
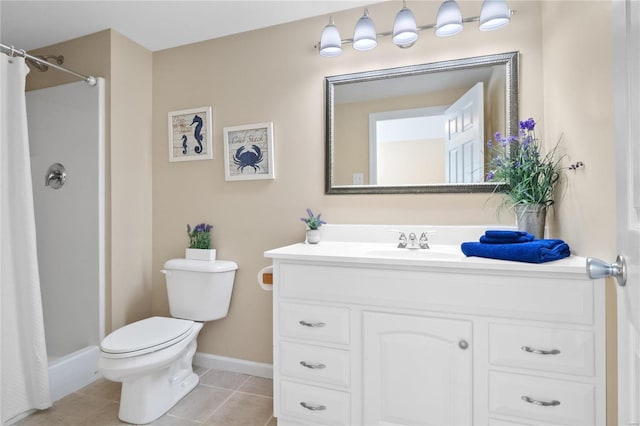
left=16, top=367, right=276, bottom=426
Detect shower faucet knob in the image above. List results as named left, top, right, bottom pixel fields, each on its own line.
left=45, top=163, right=66, bottom=189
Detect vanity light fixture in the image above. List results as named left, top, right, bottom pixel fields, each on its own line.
left=319, top=17, right=343, bottom=57
left=435, top=0, right=464, bottom=37
left=479, top=0, right=511, bottom=31
left=353, top=9, right=377, bottom=51
left=392, top=1, right=418, bottom=48
left=316, top=0, right=512, bottom=56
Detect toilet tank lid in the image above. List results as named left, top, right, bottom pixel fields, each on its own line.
left=163, top=258, right=238, bottom=273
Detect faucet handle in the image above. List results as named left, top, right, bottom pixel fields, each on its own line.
left=397, top=232, right=407, bottom=248
left=407, top=232, right=418, bottom=249
left=419, top=232, right=430, bottom=249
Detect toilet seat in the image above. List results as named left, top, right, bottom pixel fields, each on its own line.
left=101, top=316, right=195, bottom=359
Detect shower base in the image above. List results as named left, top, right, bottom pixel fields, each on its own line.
left=49, top=345, right=101, bottom=401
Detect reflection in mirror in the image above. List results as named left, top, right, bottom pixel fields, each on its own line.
left=326, top=51, right=518, bottom=194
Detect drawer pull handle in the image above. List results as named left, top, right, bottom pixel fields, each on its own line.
left=300, top=361, right=327, bottom=369
left=521, top=346, right=561, bottom=355
left=299, top=320, right=326, bottom=328
left=521, top=396, right=561, bottom=407
left=300, top=401, right=327, bottom=411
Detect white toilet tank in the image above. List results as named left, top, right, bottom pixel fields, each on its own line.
left=162, top=258, right=238, bottom=321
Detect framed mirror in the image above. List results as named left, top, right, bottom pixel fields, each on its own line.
left=325, top=51, right=518, bottom=194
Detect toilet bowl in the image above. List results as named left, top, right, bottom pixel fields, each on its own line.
left=98, top=258, right=237, bottom=424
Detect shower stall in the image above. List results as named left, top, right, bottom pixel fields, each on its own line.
left=26, top=78, right=105, bottom=402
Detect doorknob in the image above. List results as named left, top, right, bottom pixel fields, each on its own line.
left=586, top=255, right=627, bottom=287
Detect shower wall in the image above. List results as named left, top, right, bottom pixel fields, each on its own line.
left=26, top=79, right=105, bottom=360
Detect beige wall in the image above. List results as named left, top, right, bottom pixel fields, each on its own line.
left=27, top=30, right=153, bottom=334
left=27, top=31, right=111, bottom=92
left=541, top=2, right=616, bottom=424
left=109, top=31, right=153, bottom=330
left=541, top=1, right=615, bottom=258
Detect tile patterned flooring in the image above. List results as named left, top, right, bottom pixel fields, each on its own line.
left=16, top=367, right=276, bottom=426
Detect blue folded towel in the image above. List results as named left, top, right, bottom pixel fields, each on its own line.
left=461, top=239, right=570, bottom=263
left=479, top=230, right=535, bottom=244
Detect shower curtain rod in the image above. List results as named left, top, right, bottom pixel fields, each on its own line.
left=0, top=42, right=97, bottom=86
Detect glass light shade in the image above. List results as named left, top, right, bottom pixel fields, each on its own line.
left=479, top=0, right=510, bottom=31
left=392, top=6, right=418, bottom=47
left=435, top=0, right=463, bottom=37
left=319, top=20, right=342, bottom=57
left=353, top=9, right=377, bottom=51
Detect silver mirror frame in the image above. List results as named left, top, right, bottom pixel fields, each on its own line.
left=325, top=51, right=519, bottom=194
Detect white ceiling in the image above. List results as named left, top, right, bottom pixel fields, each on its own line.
left=1, top=0, right=383, bottom=52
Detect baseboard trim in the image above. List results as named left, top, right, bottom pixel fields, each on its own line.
left=193, top=352, right=273, bottom=379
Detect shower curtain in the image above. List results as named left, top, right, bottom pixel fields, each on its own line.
left=0, top=53, right=52, bottom=423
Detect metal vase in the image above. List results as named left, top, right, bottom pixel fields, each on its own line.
left=515, top=204, right=547, bottom=239
left=306, top=229, right=321, bottom=244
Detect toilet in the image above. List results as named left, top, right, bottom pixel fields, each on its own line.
left=98, top=258, right=238, bottom=424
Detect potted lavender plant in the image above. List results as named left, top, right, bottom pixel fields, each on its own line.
left=486, top=118, right=564, bottom=239
left=300, top=208, right=326, bottom=244
left=185, top=223, right=215, bottom=260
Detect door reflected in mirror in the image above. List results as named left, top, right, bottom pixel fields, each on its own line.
left=326, top=51, right=518, bottom=194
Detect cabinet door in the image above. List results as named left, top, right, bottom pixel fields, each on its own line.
left=363, top=312, right=472, bottom=425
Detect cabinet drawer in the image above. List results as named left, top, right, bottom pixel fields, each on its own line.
left=278, top=263, right=595, bottom=324
left=280, top=380, right=350, bottom=425
left=489, top=371, right=595, bottom=425
left=280, top=302, right=349, bottom=345
left=489, top=323, right=595, bottom=376
left=281, top=342, right=350, bottom=388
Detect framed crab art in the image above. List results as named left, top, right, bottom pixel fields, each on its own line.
left=168, top=106, right=213, bottom=162
left=223, top=122, right=275, bottom=181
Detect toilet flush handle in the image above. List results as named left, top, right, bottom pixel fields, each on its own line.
left=160, top=269, right=171, bottom=276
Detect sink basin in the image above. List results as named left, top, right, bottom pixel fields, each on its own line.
left=363, top=245, right=463, bottom=260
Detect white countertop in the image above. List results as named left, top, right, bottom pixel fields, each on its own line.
left=265, top=241, right=589, bottom=278
left=264, top=224, right=589, bottom=277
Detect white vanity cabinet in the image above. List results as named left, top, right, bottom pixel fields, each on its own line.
left=266, top=243, right=606, bottom=426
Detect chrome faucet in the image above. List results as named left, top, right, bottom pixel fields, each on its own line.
left=397, top=232, right=407, bottom=248
left=397, top=231, right=431, bottom=249
left=407, top=232, right=418, bottom=249
left=419, top=232, right=430, bottom=249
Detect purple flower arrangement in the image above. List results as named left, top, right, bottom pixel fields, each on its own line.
left=486, top=117, right=564, bottom=208
left=187, top=223, right=213, bottom=249
left=300, top=208, right=326, bottom=230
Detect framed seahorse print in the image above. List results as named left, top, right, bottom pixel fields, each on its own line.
left=168, top=106, right=213, bottom=162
